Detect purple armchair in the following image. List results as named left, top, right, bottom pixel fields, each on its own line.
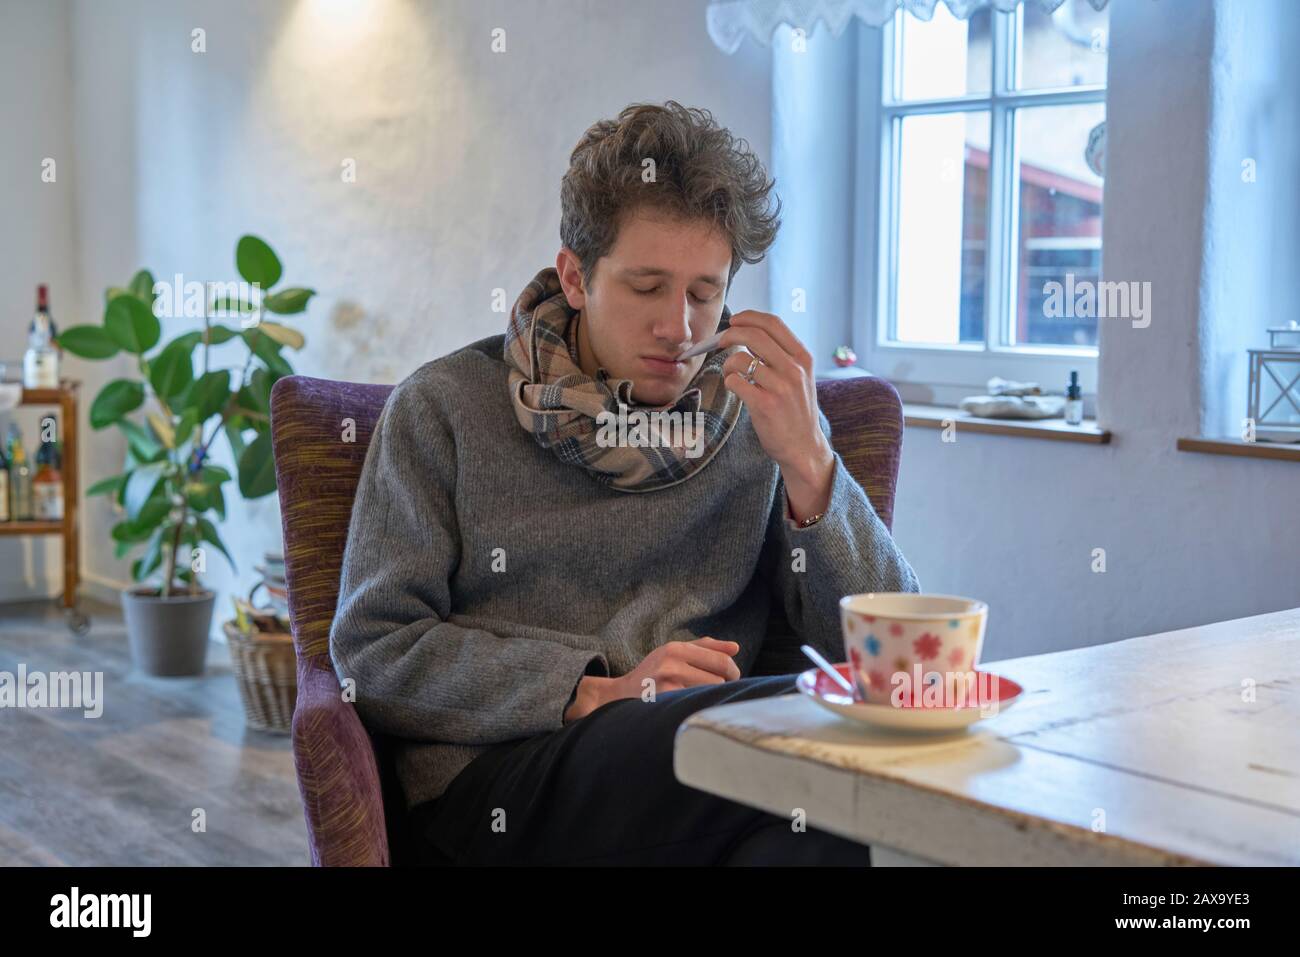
left=270, top=372, right=906, bottom=866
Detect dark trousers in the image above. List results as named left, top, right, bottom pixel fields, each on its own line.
left=407, top=673, right=873, bottom=866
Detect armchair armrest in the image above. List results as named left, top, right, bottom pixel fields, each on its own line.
left=291, top=654, right=390, bottom=866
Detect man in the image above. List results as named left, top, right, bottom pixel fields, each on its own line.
left=329, top=100, right=920, bottom=866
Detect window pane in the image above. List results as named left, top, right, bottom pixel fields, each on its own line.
left=894, top=112, right=990, bottom=345
left=1014, top=103, right=1105, bottom=347
left=897, top=6, right=991, bottom=100
left=1019, top=0, right=1108, bottom=90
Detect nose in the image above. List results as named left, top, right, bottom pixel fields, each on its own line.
left=652, top=292, right=693, bottom=351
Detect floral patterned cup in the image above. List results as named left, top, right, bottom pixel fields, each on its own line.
left=839, top=593, right=988, bottom=708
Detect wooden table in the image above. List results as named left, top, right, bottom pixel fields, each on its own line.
left=674, top=607, right=1300, bottom=866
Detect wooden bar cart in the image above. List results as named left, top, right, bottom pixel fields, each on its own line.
left=2, top=378, right=88, bottom=633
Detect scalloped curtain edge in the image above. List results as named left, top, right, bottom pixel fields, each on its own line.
left=707, top=0, right=1112, bottom=54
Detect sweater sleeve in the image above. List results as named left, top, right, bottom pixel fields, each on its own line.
left=328, top=371, right=608, bottom=746
left=757, top=408, right=921, bottom=667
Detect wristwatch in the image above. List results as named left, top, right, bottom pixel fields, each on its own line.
left=795, top=510, right=825, bottom=528
left=785, top=492, right=827, bottom=528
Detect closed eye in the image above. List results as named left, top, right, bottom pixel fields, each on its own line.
left=634, top=286, right=716, bottom=304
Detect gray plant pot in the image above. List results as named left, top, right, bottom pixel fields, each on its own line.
left=121, top=585, right=216, bottom=677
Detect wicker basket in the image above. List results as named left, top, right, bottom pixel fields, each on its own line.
left=223, top=620, right=297, bottom=734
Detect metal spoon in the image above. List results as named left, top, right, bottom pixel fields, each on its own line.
left=801, top=644, right=856, bottom=696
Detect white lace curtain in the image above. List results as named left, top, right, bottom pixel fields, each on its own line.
left=707, top=0, right=1112, bottom=53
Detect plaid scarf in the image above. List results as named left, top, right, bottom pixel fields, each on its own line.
left=503, top=267, right=744, bottom=492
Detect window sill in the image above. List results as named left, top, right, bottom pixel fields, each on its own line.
left=1176, top=436, right=1300, bottom=463
left=903, top=403, right=1110, bottom=444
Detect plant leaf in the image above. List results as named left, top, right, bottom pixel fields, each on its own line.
left=185, top=483, right=210, bottom=514
left=248, top=368, right=275, bottom=414
left=90, top=379, right=145, bottom=429
left=237, top=430, right=277, bottom=498
left=136, top=490, right=172, bottom=530
left=129, top=269, right=157, bottom=306
left=110, top=524, right=135, bottom=543
left=224, top=420, right=247, bottom=461
left=174, top=406, right=202, bottom=453
left=262, top=288, right=314, bottom=316
left=195, top=516, right=236, bottom=572
left=235, top=235, right=282, bottom=289
left=203, top=324, right=240, bottom=345
left=186, top=369, right=232, bottom=423
left=123, top=462, right=167, bottom=521
left=111, top=518, right=155, bottom=544
left=87, top=473, right=127, bottom=498
left=149, top=339, right=195, bottom=400
left=147, top=412, right=176, bottom=449
left=138, top=523, right=169, bottom=580
left=105, top=293, right=161, bottom=354
left=210, top=296, right=258, bottom=316
left=241, top=328, right=293, bottom=377
left=256, top=320, right=305, bottom=349
left=118, top=420, right=165, bottom=463
left=56, top=325, right=120, bottom=359
left=237, top=383, right=264, bottom=416
left=166, top=330, right=204, bottom=353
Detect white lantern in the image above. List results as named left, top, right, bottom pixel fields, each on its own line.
left=1247, top=323, right=1300, bottom=442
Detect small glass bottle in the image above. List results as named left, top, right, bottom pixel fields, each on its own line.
left=33, top=416, right=63, bottom=521
left=0, top=438, right=9, bottom=522
left=7, top=426, right=33, bottom=521
left=1064, top=370, right=1084, bottom=426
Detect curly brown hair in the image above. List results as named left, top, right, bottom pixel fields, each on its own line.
left=560, top=100, right=781, bottom=294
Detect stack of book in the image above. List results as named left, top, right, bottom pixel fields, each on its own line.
left=255, top=551, right=288, bottom=618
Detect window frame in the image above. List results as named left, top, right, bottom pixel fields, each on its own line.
left=854, top=7, right=1107, bottom=400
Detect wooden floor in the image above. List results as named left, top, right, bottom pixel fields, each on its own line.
left=0, top=597, right=309, bottom=865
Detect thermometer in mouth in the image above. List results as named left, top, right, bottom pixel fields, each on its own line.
left=675, top=330, right=727, bottom=361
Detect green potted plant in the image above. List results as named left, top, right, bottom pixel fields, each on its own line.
left=56, top=235, right=313, bottom=676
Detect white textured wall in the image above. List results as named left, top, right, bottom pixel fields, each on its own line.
left=49, top=0, right=771, bottom=635
left=0, top=0, right=79, bottom=601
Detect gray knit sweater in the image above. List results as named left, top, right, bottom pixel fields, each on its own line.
left=329, top=334, right=920, bottom=809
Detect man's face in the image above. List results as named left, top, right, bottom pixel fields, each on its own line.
left=557, top=209, right=732, bottom=406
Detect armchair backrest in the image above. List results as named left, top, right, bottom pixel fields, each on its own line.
left=269, top=371, right=905, bottom=865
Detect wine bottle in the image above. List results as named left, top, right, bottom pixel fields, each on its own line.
left=23, top=284, right=61, bottom=389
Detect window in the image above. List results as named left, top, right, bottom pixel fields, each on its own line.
left=861, top=0, right=1108, bottom=399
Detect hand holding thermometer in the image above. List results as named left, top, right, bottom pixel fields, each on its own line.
left=675, top=330, right=727, bottom=361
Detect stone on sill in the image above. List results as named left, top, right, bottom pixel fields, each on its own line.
left=958, top=394, right=1066, bottom=419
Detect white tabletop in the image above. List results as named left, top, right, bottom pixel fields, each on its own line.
left=674, top=606, right=1300, bottom=866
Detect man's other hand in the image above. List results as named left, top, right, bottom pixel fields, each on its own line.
left=563, top=637, right=740, bottom=723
